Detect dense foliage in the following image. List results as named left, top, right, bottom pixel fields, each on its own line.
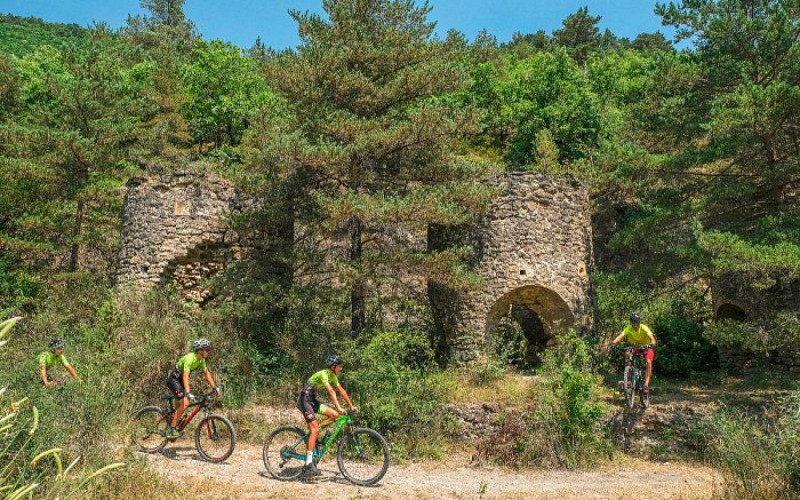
left=0, top=1, right=798, bottom=487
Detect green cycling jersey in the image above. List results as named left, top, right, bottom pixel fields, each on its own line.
left=307, top=368, right=340, bottom=391
left=176, top=351, right=207, bottom=373
left=37, top=351, right=71, bottom=370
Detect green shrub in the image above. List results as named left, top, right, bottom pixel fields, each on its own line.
left=344, top=330, right=452, bottom=460
left=477, top=331, right=613, bottom=469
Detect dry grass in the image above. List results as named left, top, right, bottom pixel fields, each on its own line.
left=445, top=370, right=539, bottom=405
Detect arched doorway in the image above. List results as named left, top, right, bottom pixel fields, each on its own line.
left=485, top=285, right=574, bottom=370
left=715, top=303, right=747, bottom=322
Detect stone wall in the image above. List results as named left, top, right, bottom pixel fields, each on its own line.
left=118, top=171, right=595, bottom=363
left=712, top=272, right=800, bottom=371
left=429, top=172, right=594, bottom=363
left=116, top=172, right=252, bottom=303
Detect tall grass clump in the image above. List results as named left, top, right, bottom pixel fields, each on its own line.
left=702, top=395, right=800, bottom=499
left=344, top=329, right=453, bottom=460
left=476, top=330, right=612, bottom=469
left=0, top=316, right=128, bottom=498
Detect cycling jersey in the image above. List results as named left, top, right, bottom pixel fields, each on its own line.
left=622, top=324, right=655, bottom=345
left=307, top=368, right=340, bottom=391
left=37, top=352, right=71, bottom=370
left=175, top=352, right=207, bottom=374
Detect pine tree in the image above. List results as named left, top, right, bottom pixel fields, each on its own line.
left=257, top=0, right=496, bottom=336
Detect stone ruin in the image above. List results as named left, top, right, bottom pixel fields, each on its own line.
left=117, top=171, right=595, bottom=363
left=116, top=172, right=252, bottom=305
left=712, top=273, right=800, bottom=372
left=428, top=173, right=594, bottom=363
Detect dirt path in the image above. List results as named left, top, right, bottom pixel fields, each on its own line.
left=145, top=441, right=718, bottom=499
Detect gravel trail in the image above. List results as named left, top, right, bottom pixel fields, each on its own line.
left=145, top=441, right=717, bottom=499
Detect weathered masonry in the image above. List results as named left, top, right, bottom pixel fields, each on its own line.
left=713, top=273, right=800, bottom=371
left=116, top=172, right=252, bottom=304
left=118, top=171, right=595, bottom=363
left=429, top=173, right=594, bottom=363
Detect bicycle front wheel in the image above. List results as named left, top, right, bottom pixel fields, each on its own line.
left=195, top=414, right=236, bottom=463
left=132, top=405, right=169, bottom=453
left=337, top=427, right=390, bottom=486
left=623, top=366, right=635, bottom=409
left=263, top=425, right=307, bottom=481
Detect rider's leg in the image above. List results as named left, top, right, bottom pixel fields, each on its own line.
left=171, top=397, right=188, bottom=428
left=644, top=348, right=655, bottom=387
left=306, top=420, right=320, bottom=464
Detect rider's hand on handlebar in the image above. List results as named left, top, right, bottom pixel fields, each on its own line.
left=212, top=387, right=221, bottom=397
left=187, top=392, right=197, bottom=402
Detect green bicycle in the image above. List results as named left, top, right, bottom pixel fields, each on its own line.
left=262, top=412, right=390, bottom=486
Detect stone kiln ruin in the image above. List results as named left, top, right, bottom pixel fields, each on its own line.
left=118, top=171, right=595, bottom=362
left=428, top=172, right=594, bottom=363
left=116, top=172, right=251, bottom=304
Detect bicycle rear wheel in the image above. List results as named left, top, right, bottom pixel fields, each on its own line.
left=337, top=427, right=390, bottom=486
left=195, top=414, right=236, bottom=463
left=132, top=405, right=169, bottom=453
left=263, top=425, right=307, bottom=480
left=623, top=366, right=635, bottom=409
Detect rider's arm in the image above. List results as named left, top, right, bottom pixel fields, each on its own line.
left=336, top=385, right=357, bottom=411
left=182, top=369, right=191, bottom=396
left=647, top=331, right=657, bottom=346
left=65, top=364, right=82, bottom=383
left=203, top=367, right=217, bottom=390
left=324, top=383, right=343, bottom=411
left=39, top=364, right=51, bottom=387
left=611, top=331, right=626, bottom=344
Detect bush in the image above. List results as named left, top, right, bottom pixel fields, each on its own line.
left=477, top=331, right=613, bottom=469
left=344, top=330, right=452, bottom=460
left=699, top=394, right=800, bottom=499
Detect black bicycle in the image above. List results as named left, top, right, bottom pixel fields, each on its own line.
left=132, top=390, right=236, bottom=462
left=263, top=412, right=390, bottom=486
left=622, top=345, right=652, bottom=409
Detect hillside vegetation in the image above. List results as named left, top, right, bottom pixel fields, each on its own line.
left=0, top=1, right=798, bottom=498
left=0, top=14, right=87, bottom=56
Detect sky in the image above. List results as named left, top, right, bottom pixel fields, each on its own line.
left=1, top=0, right=675, bottom=50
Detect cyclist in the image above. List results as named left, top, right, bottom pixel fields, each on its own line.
left=38, top=338, right=82, bottom=387
left=164, top=339, right=219, bottom=438
left=297, top=354, right=358, bottom=477
left=611, top=313, right=657, bottom=394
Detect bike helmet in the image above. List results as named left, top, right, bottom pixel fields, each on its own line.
left=192, top=338, right=212, bottom=351
left=49, top=338, right=65, bottom=350
left=325, top=354, right=344, bottom=367
left=629, top=313, right=641, bottom=326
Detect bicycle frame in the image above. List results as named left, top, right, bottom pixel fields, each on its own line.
left=164, top=394, right=215, bottom=431
left=285, top=414, right=353, bottom=462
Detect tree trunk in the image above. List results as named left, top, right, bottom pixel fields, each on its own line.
left=68, top=197, right=85, bottom=271
left=349, top=215, right=365, bottom=338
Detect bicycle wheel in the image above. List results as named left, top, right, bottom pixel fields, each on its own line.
left=132, top=405, right=169, bottom=453
left=337, top=427, right=390, bottom=486
left=263, top=425, right=307, bottom=481
left=623, top=366, right=635, bottom=409
left=639, top=379, right=650, bottom=408
left=195, top=414, right=236, bottom=463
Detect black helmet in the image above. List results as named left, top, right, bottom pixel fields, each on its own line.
left=629, top=313, right=641, bottom=325
left=192, top=338, right=212, bottom=351
left=325, top=354, right=343, bottom=367
left=49, top=338, right=65, bottom=350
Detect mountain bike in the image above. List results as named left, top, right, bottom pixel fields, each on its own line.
left=263, top=412, right=390, bottom=486
left=622, top=345, right=652, bottom=409
left=132, top=390, right=236, bottom=462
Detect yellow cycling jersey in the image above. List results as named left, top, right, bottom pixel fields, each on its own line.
left=622, top=324, right=654, bottom=345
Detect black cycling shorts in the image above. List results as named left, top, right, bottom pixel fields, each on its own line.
left=297, top=387, right=321, bottom=422
left=166, top=374, right=186, bottom=399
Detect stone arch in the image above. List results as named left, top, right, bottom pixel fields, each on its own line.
left=715, top=302, right=748, bottom=322
left=485, top=285, right=575, bottom=338
left=428, top=173, right=595, bottom=364
left=484, top=285, right=575, bottom=368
